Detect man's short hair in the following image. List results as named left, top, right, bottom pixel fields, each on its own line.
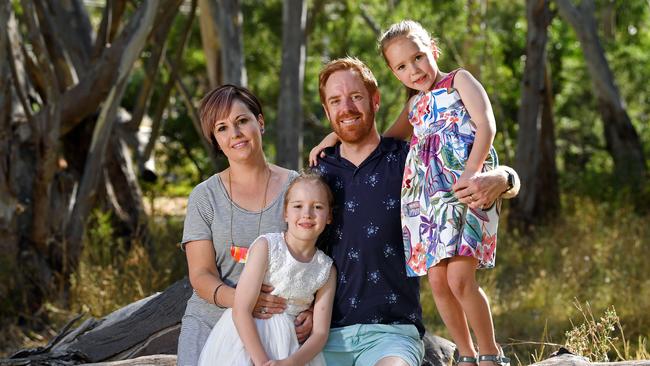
left=318, top=57, right=379, bottom=105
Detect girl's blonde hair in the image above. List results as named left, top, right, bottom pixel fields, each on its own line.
left=283, top=170, right=334, bottom=214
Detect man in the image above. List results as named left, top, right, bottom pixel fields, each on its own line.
left=314, top=57, right=519, bottom=366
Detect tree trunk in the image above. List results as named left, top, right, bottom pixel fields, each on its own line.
left=198, top=0, right=222, bottom=88
left=105, top=132, right=150, bottom=250
left=556, top=0, right=646, bottom=187
left=538, top=65, right=560, bottom=215
left=0, top=0, right=21, bottom=320
left=275, top=0, right=308, bottom=170
left=511, top=0, right=558, bottom=228
left=64, top=0, right=160, bottom=275
left=212, top=0, right=247, bottom=86
left=0, top=0, right=183, bottom=320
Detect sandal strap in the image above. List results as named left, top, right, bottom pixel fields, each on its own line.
left=456, top=355, right=478, bottom=364
left=478, top=354, right=511, bottom=366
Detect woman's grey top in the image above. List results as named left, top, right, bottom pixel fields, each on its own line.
left=177, top=170, right=298, bottom=365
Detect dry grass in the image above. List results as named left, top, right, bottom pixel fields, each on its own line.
left=2, top=195, right=649, bottom=363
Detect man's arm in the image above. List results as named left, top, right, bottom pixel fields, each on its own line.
left=453, top=166, right=520, bottom=209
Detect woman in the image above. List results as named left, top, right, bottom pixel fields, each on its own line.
left=177, top=85, right=311, bottom=366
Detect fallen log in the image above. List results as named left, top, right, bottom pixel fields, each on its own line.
left=82, top=355, right=176, bottom=366
left=528, top=348, right=650, bottom=366
left=0, top=277, right=456, bottom=366
left=1, top=278, right=193, bottom=365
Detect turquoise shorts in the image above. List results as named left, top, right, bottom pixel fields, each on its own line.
left=323, top=324, right=424, bottom=366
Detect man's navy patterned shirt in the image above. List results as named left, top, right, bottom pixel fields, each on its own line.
left=317, top=137, right=424, bottom=337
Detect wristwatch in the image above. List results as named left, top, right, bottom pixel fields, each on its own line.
left=503, top=170, right=514, bottom=194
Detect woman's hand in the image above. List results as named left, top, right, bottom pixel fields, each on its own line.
left=308, top=132, right=339, bottom=166
left=252, top=284, right=287, bottom=319
left=294, top=309, right=313, bottom=343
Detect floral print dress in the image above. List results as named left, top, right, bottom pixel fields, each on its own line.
left=402, top=69, right=500, bottom=277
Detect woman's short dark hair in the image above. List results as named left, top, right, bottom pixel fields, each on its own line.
left=199, top=84, right=264, bottom=154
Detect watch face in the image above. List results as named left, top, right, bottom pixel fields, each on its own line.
left=507, top=172, right=514, bottom=189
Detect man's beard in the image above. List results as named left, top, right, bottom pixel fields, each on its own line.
left=330, top=109, right=375, bottom=144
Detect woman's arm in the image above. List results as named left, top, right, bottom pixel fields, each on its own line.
left=186, top=240, right=236, bottom=307
left=454, top=70, right=497, bottom=179
left=233, top=238, right=272, bottom=366
left=186, top=240, right=285, bottom=315
left=273, top=267, right=337, bottom=366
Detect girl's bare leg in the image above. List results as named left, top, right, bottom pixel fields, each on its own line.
left=427, top=261, right=476, bottom=360
left=446, top=257, right=499, bottom=365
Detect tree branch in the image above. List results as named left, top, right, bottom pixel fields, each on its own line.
left=165, top=55, right=220, bottom=172
left=65, top=0, right=161, bottom=270
left=52, top=0, right=183, bottom=136
left=5, top=11, right=34, bottom=122
left=127, top=0, right=183, bottom=133
left=33, top=0, right=77, bottom=91
left=140, top=0, right=198, bottom=169
left=47, top=0, right=94, bottom=74
left=21, top=0, right=62, bottom=250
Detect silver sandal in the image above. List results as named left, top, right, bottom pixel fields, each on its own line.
left=478, top=354, right=511, bottom=366
left=455, top=355, right=478, bottom=365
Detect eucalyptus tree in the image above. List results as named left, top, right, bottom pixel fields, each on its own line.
left=0, top=0, right=185, bottom=319
left=275, top=0, right=308, bottom=169
left=556, top=0, right=646, bottom=187
left=512, top=0, right=560, bottom=226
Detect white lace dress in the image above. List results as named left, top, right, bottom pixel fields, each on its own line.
left=197, top=232, right=333, bottom=366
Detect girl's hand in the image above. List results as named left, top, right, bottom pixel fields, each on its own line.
left=262, top=359, right=295, bottom=366
left=308, top=132, right=340, bottom=166
left=294, top=309, right=313, bottom=343
left=253, top=284, right=287, bottom=319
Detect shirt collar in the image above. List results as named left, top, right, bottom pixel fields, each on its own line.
left=323, top=136, right=402, bottom=161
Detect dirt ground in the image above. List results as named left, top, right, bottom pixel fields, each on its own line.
left=143, top=196, right=188, bottom=217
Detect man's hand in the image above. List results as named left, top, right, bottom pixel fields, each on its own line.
left=253, top=284, right=287, bottom=319
left=294, top=309, right=313, bottom=343
left=453, top=169, right=509, bottom=209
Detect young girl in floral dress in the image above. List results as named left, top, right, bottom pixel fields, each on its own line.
left=379, top=20, right=509, bottom=366
left=309, top=19, right=510, bottom=366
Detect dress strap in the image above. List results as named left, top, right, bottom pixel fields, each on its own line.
left=433, top=68, right=462, bottom=90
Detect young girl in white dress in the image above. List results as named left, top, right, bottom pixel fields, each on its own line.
left=198, top=171, right=337, bottom=366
